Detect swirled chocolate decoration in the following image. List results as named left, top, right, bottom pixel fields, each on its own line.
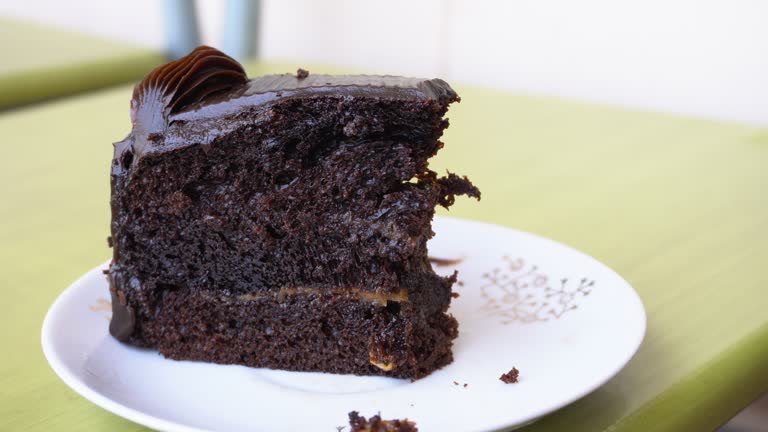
left=130, top=46, right=247, bottom=134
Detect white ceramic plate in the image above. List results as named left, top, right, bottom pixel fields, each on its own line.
left=42, top=216, right=645, bottom=432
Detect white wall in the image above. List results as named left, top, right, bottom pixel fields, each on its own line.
left=445, top=0, right=768, bottom=126
left=1, top=0, right=766, bottom=125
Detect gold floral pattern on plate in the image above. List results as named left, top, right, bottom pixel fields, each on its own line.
left=479, top=256, right=594, bottom=323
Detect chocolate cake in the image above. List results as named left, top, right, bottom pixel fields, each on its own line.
left=108, top=46, right=479, bottom=379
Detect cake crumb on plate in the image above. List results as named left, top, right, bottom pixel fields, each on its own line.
left=500, top=367, right=520, bottom=384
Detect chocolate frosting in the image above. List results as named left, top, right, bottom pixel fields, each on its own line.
left=130, top=46, right=247, bottom=135
left=171, top=73, right=458, bottom=124
left=109, top=287, right=136, bottom=341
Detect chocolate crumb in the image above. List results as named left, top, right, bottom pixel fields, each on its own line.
left=500, top=367, right=520, bottom=384
left=457, top=281, right=464, bottom=287
left=463, top=383, right=468, bottom=388
left=296, top=68, right=309, bottom=79
left=453, top=380, right=459, bottom=386
left=451, top=292, right=460, bottom=298
left=348, top=411, right=417, bottom=432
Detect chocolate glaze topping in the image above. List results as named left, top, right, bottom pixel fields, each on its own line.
left=108, top=286, right=136, bottom=341
left=172, top=73, right=458, bottom=124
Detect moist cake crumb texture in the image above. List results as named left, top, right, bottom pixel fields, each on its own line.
left=107, top=46, right=479, bottom=379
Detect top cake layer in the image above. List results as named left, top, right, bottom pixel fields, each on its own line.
left=120, top=46, right=458, bottom=164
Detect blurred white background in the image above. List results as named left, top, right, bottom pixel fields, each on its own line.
left=1, top=0, right=766, bottom=125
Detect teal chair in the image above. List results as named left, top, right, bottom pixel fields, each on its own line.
left=163, top=0, right=259, bottom=61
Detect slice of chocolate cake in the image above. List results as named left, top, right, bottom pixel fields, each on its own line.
left=108, top=46, right=479, bottom=379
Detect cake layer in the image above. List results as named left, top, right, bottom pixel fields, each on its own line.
left=119, top=69, right=456, bottom=165
left=109, top=277, right=458, bottom=379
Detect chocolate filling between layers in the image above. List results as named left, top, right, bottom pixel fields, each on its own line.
left=237, top=287, right=410, bottom=305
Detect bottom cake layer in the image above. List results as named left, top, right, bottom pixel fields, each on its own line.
left=109, top=284, right=458, bottom=379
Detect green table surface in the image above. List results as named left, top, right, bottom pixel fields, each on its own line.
left=0, top=17, right=163, bottom=110
left=1, top=62, right=766, bottom=432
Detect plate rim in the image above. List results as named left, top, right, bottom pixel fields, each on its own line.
left=41, top=216, right=647, bottom=432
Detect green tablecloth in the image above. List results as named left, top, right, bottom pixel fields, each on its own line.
left=0, top=17, right=163, bottom=109
left=1, top=62, right=766, bottom=431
